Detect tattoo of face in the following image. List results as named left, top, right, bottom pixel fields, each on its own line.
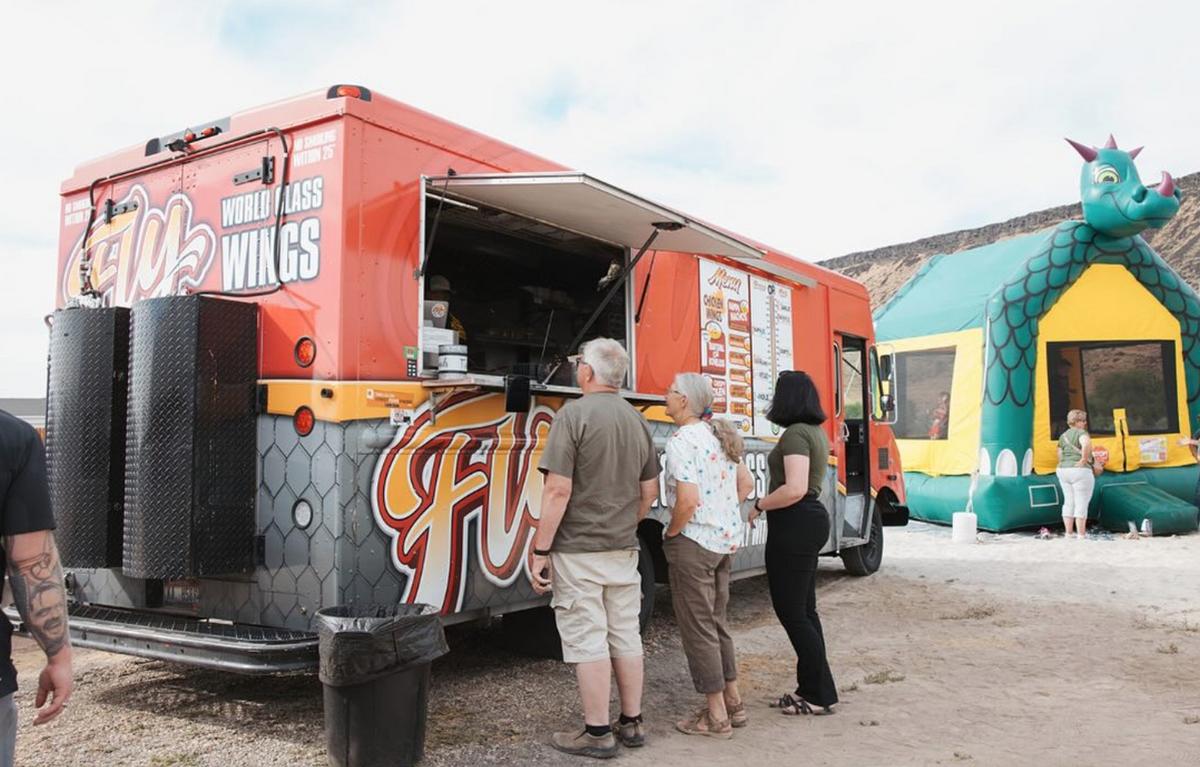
left=6, top=535, right=68, bottom=658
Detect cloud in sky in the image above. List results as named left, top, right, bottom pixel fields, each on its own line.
left=2, top=0, right=1200, bottom=396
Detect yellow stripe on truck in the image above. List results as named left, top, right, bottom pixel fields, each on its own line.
left=263, top=380, right=431, bottom=422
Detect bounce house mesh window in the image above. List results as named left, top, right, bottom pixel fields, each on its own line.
left=894, top=348, right=955, bottom=440
left=1047, top=341, right=1178, bottom=437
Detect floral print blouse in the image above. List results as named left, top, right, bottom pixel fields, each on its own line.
left=664, top=422, right=743, bottom=554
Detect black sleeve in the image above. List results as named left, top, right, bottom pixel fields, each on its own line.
left=1, top=430, right=56, bottom=535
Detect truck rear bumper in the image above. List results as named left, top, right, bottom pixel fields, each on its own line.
left=5, top=605, right=317, bottom=674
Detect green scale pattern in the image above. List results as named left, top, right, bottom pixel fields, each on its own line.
left=980, top=222, right=1200, bottom=460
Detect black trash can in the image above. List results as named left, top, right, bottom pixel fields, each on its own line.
left=316, top=604, right=449, bottom=767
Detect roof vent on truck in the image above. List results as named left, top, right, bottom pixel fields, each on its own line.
left=326, top=84, right=372, bottom=101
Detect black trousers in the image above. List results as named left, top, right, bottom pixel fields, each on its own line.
left=764, top=497, right=839, bottom=707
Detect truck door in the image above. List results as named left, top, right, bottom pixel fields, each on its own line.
left=834, top=334, right=872, bottom=541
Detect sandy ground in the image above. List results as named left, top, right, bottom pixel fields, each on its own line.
left=11, top=522, right=1200, bottom=766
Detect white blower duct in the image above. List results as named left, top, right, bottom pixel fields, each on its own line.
left=952, top=511, right=977, bottom=544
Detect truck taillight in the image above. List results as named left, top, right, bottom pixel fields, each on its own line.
left=294, top=337, right=316, bottom=368
left=326, top=84, right=372, bottom=101
left=294, top=406, right=315, bottom=437
left=167, top=125, right=224, bottom=152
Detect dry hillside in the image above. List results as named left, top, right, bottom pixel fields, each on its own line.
left=824, top=173, right=1200, bottom=308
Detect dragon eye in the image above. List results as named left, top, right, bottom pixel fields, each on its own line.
left=1093, top=165, right=1121, bottom=184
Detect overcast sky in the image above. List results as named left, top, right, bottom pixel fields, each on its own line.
left=3, top=0, right=1199, bottom=397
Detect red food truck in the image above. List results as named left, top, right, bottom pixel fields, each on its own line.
left=29, top=85, right=907, bottom=672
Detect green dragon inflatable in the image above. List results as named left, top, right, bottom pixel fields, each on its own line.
left=981, top=136, right=1194, bottom=468
left=877, top=136, right=1200, bottom=532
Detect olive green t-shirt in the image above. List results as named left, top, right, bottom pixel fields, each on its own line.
left=538, top=393, right=660, bottom=552
left=767, top=422, right=829, bottom=495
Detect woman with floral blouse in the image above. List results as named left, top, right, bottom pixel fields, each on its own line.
left=662, top=373, right=755, bottom=738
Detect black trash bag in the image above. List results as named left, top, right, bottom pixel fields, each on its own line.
left=316, top=604, right=448, bottom=687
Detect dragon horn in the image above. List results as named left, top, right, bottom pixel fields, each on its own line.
left=1104, top=134, right=1118, bottom=149
left=1066, top=138, right=1098, bottom=162
left=1157, top=171, right=1175, bottom=198
left=1128, top=146, right=1143, bottom=159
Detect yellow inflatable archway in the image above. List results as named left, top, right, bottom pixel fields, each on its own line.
left=1033, top=264, right=1192, bottom=473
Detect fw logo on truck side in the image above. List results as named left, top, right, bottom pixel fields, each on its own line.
left=62, top=185, right=216, bottom=304
left=61, top=179, right=326, bottom=304
left=372, top=392, right=556, bottom=614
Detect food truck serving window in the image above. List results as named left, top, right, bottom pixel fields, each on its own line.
left=420, top=173, right=766, bottom=386
left=1046, top=340, right=1179, bottom=437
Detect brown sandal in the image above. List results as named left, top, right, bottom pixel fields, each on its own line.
left=676, top=709, right=733, bottom=739
left=726, top=700, right=748, bottom=728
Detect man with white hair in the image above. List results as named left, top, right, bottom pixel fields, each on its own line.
left=531, top=337, right=660, bottom=758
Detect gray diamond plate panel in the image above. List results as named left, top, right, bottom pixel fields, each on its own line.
left=46, top=307, right=129, bottom=568
left=123, top=295, right=257, bottom=578
left=190, top=297, right=259, bottom=575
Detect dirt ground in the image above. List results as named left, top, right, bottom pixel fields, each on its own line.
left=12, top=522, right=1200, bottom=766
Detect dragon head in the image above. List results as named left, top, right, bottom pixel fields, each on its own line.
left=1066, top=135, right=1181, bottom=237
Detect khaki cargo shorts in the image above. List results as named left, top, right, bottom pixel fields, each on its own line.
left=549, top=550, right=643, bottom=664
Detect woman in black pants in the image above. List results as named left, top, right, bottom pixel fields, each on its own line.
left=747, top=370, right=838, bottom=715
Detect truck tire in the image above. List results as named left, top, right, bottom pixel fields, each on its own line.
left=841, top=504, right=884, bottom=576
left=638, top=535, right=656, bottom=633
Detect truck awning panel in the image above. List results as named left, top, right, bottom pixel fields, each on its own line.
left=428, top=172, right=766, bottom=262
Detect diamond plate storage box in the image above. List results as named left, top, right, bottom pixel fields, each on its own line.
left=123, top=295, right=259, bottom=579
left=46, top=306, right=130, bottom=568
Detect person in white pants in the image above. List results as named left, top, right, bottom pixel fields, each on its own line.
left=1056, top=409, right=1096, bottom=538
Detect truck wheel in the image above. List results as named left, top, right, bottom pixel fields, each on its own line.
left=638, top=535, right=656, bottom=634
left=841, top=505, right=884, bottom=576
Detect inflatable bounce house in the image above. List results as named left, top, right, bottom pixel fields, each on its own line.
left=875, top=136, right=1200, bottom=534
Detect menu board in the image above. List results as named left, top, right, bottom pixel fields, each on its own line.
left=698, top=261, right=797, bottom=436
left=749, top=276, right=794, bottom=436
left=699, top=260, right=754, bottom=433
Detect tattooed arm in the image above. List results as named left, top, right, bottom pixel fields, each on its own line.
left=5, top=530, right=72, bottom=724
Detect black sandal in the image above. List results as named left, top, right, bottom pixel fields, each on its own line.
left=770, top=693, right=806, bottom=716
left=770, top=693, right=834, bottom=716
